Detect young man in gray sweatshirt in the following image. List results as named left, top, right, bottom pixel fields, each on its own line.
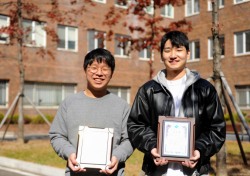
left=49, top=48, right=133, bottom=176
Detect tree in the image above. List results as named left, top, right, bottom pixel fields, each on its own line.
left=103, top=0, right=192, bottom=79
left=210, top=0, right=227, bottom=175
left=0, top=0, right=94, bottom=142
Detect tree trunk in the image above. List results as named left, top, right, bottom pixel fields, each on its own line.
left=148, top=2, right=157, bottom=80
left=17, top=0, right=25, bottom=142
left=211, top=1, right=227, bottom=175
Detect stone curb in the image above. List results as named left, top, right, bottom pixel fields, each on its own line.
left=0, top=156, right=65, bottom=176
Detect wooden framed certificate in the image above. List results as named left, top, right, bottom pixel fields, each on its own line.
left=157, top=116, right=195, bottom=162
left=76, top=126, right=114, bottom=169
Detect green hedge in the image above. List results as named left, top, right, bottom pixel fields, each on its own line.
left=0, top=113, right=54, bottom=124
left=224, top=111, right=250, bottom=123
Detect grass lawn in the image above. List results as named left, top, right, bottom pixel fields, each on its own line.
left=0, top=139, right=250, bottom=175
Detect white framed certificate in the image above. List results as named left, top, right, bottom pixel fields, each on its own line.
left=157, top=116, right=195, bottom=162
left=76, top=126, right=114, bottom=169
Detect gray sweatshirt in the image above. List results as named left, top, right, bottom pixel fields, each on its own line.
left=49, top=91, right=133, bottom=176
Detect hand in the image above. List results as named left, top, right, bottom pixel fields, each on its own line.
left=100, top=156, right=118, bottom=175
left=182, top=150, right=200, bottom=168
left=68, top=153, right=86, bottom=172
left=151, top=148, right=168, bottom=166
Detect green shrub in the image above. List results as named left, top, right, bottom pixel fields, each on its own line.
left=0, top=114, right=34, bottom=124
left=31, top=114, right=54, bottom=124
left=24, top=115, right=32, bottom=124
left=224, top=111, right=247, bottom=123
left=0, top=113, right=4, bottom=122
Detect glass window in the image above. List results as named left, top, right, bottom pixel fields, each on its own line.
left=139, top=45, right=151, bottom=60
left=161, top=4, right=174, bottom=18
left=236, top=86, right=250, bottom=108
left=88, top=30, right=105, bottom=51
left=115, top=0, right=131, bottom=8
left=108, top=87, right=130, bottom=104
left=234, top=0, right=249, bottom=4
left=235, top=30, right=250, bottom=55
left=93, top=0, right=106, bottom=3
left=208, top=0, right=224, bottom=11
left=24, top=82, right=76, bottom=107
left=115, top=34, right=130, bottom=57
left=189, top=41, right=200, bottom=61
left=208, top=36, right=225, bottom=59
left=22, top=19, right=46, bottom=47
left=0, top=80, right=8, bottom=106
left=0, top=15, right=10, bottom=44
left=186, top=0, right=200, bottom=16
left=57, top=25, right=78, bottom=51
left=145, top=1, right=154, bottom=15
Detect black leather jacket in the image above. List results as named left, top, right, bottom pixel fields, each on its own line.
left=127, top=70, right=226, bottom=175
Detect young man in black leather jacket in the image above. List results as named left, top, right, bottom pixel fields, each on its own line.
left=127, top=31, right=226, bottom=176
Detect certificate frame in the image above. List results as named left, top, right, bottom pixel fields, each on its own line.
left=157, top=116, right=195, bottom=162
left=76, top=126, right=114, bottom=170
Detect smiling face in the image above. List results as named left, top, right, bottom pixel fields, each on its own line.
left=85, top=60, right=112, bottom=97
left=162, top=39, right=190, bottom=79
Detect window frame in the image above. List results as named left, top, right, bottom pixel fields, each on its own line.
left=208, top=35, right=225, bottom=60
left=57, top=25, right=78, bottom=52
left=93, top=0, right=106, bottom=3
left=24, top=82, right=76, bottom=108
left=0, top=80, right=8, bottom=107
left=0, top=15, right=10, bottom=44
left=145, top=0, right=154, bottom=15
left=139, top=45, right=152, bottom=61
left=108, top=87, right=130, bottom=104
left=234, top=0, right=250, bottom=5
left=236, top=86, right=250, bottom=109
left=22, top=19, right=47, bottom=47
left=115, top=0, right=131, bottom=8
left=208, top=0, right=224, bottom=11
left=161, top=3, right=174, bottom=18
left=188, top=40, right=200, bottom=62
left=114, top=34, right=131, bottom=58
left=234, top=30, right=250, bottom=56
left=87, top=29, right=106, bottom=51
left=185, top=0, right=200, bottom=17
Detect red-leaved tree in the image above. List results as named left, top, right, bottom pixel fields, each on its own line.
left=103, top=0, right=192, bottom=79
left=0, top=0, right=94, bottom=142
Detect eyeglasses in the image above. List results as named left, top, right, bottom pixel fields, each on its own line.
left=87, top=65, right=111, bottom=75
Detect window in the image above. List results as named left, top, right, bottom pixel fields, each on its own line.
left=186, top=0, right=200, bottom=16
left=88, top=30, right=105, bottom=51
left=208, top=36, right=225, bottom=59
left=208, top=0, right=224, bottom=11
left=189, top=41, right=200, bottom=61
left=115, top=34, right=130, bottom=57
left=236, top=86, right=250, bottom=109
left=93, top=0, right=106, bottom=3
left=0, top=80, right=8, bottom=106
left=0, top=15, right=10, bottom=44
left=235, top=30, right=250, bottom=55
left=22, top=19, right=46, bottom=47
left=139, top=46, right=151, bottom=60
left=115, top=0, right=131, bottom=8
left=24, top=82, right=76, bottom=107
left=234, top=0, right=250, bottom=4
left=161, top=4, right=174, bottom=18
left=57, top=25, right=78, bottom=51
left=145, top=1, right=154, bottom=15
left=108, top=87, right=130, bottom=104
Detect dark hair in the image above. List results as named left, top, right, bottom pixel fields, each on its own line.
left=83, top=48, right=115, bottom=73
left=160, top=31, right=189, bottom=54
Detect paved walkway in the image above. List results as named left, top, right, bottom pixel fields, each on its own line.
left=0, top=157, right=65, bottom=176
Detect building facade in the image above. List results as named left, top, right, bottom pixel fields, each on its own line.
left=0, top=0, right=249, bottom=119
